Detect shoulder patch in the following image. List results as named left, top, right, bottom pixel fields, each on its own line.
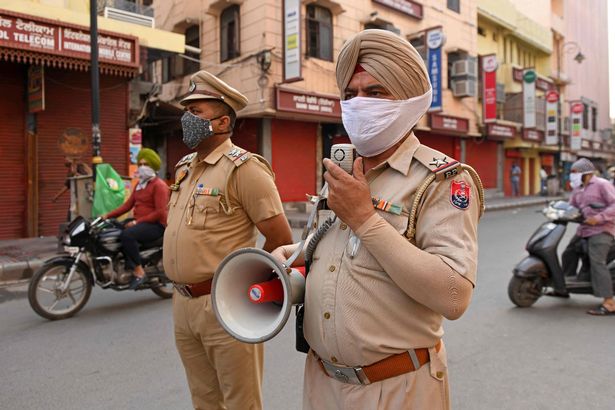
left=224, top=146, right=251, bottom=167
left=175, top=152, right=196, bottom=168
left=414, top=145, right=462, bottom=181
left=450, top=180, right=471, bottom=210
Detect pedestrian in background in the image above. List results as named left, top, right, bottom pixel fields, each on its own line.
left=511, top=162, right=521, bottom=196
left=540, top=167, right=548, bottom=196
left=163, top=70, right=293, bottom=409
left=103, top=148, right=169, bottom=289
left=273, top=29, right=483, bottom=409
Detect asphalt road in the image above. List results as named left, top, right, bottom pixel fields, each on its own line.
left=1, top=206, right=614, bottom=410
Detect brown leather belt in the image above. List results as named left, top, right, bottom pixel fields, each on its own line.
left=173, top=279, right=212, bottom=298
left=316, top=340, right=442, bottom=385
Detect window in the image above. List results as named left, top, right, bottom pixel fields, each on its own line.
left=220, top=5, right=240, bottom=62
left=477, top=26, right=486, bottom=37
left=591, top=107, right=597, bottom=132
left=582, top=103, right=589, bottom=129
left=307, top=5, right=333, bottom=61
left=447, top=0, right=460, bottom=13
left=183, top=25, right=200, bottom=76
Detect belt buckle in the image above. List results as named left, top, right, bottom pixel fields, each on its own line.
left=321, top=361, right=369, bottom=385
left=173, top=283, right=193, bottom=298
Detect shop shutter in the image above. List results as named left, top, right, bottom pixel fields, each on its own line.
left=0, top=62, right=26, bottom=239
left=465, top=139, right=498, bottom=189
left=37, top=68, right=129, bottom=236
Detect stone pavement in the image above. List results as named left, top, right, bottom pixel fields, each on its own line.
left=0, top=194, right=563, bottom=285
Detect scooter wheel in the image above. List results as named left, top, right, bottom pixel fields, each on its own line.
left=508, top=276, right=543, bottom=307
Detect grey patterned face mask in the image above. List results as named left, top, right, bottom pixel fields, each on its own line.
left=181, top=112, right=222, bottom=150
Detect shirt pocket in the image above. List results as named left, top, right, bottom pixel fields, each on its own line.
left=349, top=211, right=409, bottom=271
left=187, top=195, right=221, bottom=230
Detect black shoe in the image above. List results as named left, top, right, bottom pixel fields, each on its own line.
left=545, top=290, right=570, bottom=298
left=129, top=275, right=147, bottom=290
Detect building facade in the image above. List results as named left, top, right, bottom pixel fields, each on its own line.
left=150, top=0, right=488, bottom=203
left=0, top=0, right=183, bottom=238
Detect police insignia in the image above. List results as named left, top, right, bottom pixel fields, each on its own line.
left=450, top=180, right=470, bottom=210
left=188, top=80, right=196, bottom=93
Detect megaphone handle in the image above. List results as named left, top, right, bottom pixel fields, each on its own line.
left=284, top=185, right=328, bottom=268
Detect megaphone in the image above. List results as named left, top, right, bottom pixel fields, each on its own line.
left=211, top=247, right=306, bottom=344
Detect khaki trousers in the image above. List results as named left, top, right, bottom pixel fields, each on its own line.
left=173, top=291, right=264, bottom=410
left=303, top=344, right=450, bottom=410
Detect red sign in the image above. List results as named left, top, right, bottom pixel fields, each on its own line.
left=481, top=54, right=497, bottom=123
left=513, top=67, right=552, bottom=91
left=276, top=87, right=341, bottom=118
left=372, top=0, right=423, bottom=19
left=486, top=123, right=515, bottom=139
left=522, top=129, right=543, bottom=142
left=430, top=114, right=469, bottom=134
left=571, top=102, right=584, bottom=114
left=0, top=10, right=138, bottom=67
left=546, top=90, right=559, bottom=103
left=27, top=64, right=44, bottom=113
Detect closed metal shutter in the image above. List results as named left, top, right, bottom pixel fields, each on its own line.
left=0, top=62, right=26, bottom=239
left=37, top=68, right=129, bottom=236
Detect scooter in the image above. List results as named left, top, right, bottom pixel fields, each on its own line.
left=508, top=200, right=615, bottom=307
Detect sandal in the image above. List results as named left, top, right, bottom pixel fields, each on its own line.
left=587, top=305, right=615, bottom=316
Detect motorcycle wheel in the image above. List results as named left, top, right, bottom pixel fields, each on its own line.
left=28, top=259, right=92, bottom=320
left=508, top=276, right=543, bottom=308
left=149, top=260, right=173, bottom=299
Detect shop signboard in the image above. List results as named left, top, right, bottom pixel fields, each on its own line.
left=427, top=28, right=443, bottom=112
left=276, top=88, right=340, bottom=118
left=523, top=129, right=543, bottom=142
left=0, top=11, right=138, bottom=66
left=372, top=0, right=423, bottom=19
left=570, top=102, right=584, bottom=150
left=283, top=0, right=301, bottom=82
left=430, top=114, right=469, bottom=134
left=544, top=90, right=559, bottom=145
left=27, top=64, right=44, bottom=113
left=481, top=54, right=497, bottom=123
left=486, top=123, right=515, bottom=139
left=522, top=68, right=536, bottom=128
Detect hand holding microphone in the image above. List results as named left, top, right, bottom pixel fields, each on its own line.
left=324, top=147, right=375, bottom=232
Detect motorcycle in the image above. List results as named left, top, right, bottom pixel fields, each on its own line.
left=508, top=200, right=615, bottom=307
left=28, top=216, right=173, bottom=320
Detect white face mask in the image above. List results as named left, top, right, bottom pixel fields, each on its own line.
left=569, top=172, right=583, bottom=189
left=340, top=88, right=432, bottom=157
left=136, top=165, right=156, bottom=182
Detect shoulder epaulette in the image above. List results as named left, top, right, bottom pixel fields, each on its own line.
left=175, top=152, right=196, bottom=168
left=413, top=144, right=462, bottom=181
left=224, top=146, right=251, bottom=167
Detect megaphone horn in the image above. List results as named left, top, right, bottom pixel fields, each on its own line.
left=211, top=247, right=306, bottom=344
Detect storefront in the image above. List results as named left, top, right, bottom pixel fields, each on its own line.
left=0, top=10, right=138, bottom=238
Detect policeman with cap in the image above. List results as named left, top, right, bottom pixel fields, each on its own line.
left=164, top=70, right=293, bottom=409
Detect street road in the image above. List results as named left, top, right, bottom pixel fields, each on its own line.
left=1, top=206, right=614, bottom=409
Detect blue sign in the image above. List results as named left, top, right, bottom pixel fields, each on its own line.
left=427, top=29, right=443, bottom=112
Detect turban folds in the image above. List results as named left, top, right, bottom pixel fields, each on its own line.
left=137, top=148, right=161, bottom=171
left=336, top=29, right=431, bottom=100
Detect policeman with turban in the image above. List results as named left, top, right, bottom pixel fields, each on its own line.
left=272, top=29, right=484, bottom=409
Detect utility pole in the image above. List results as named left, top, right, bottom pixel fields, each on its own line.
left=90, top=0, right=102, bottom=180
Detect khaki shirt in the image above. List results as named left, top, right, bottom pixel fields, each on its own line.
left=304, top=134, right=480, bottom=367
left=163, top=139, right=284, bottom=284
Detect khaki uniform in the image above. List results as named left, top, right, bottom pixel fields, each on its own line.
left=303, top=134, right=481, bottom=409
left=164, top=138, right=284, bottom=410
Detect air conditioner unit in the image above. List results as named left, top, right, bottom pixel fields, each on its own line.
left=496, top=83, right=506, bottom=103
left=451, top=58, right=478, bottom=78
left=452, top=79, right=476, bottom=97
left=104, top=7, right=155, bottom=28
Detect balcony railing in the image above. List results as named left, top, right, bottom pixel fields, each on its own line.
left=97, top=0, right=154, bottom=17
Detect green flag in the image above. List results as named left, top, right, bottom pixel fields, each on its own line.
left=92, top=163, right=126, bottom=217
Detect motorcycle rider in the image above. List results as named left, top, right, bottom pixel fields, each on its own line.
left=553, top=158, right=615, bottom=316
left=103, top=148, right=169, bottom=289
